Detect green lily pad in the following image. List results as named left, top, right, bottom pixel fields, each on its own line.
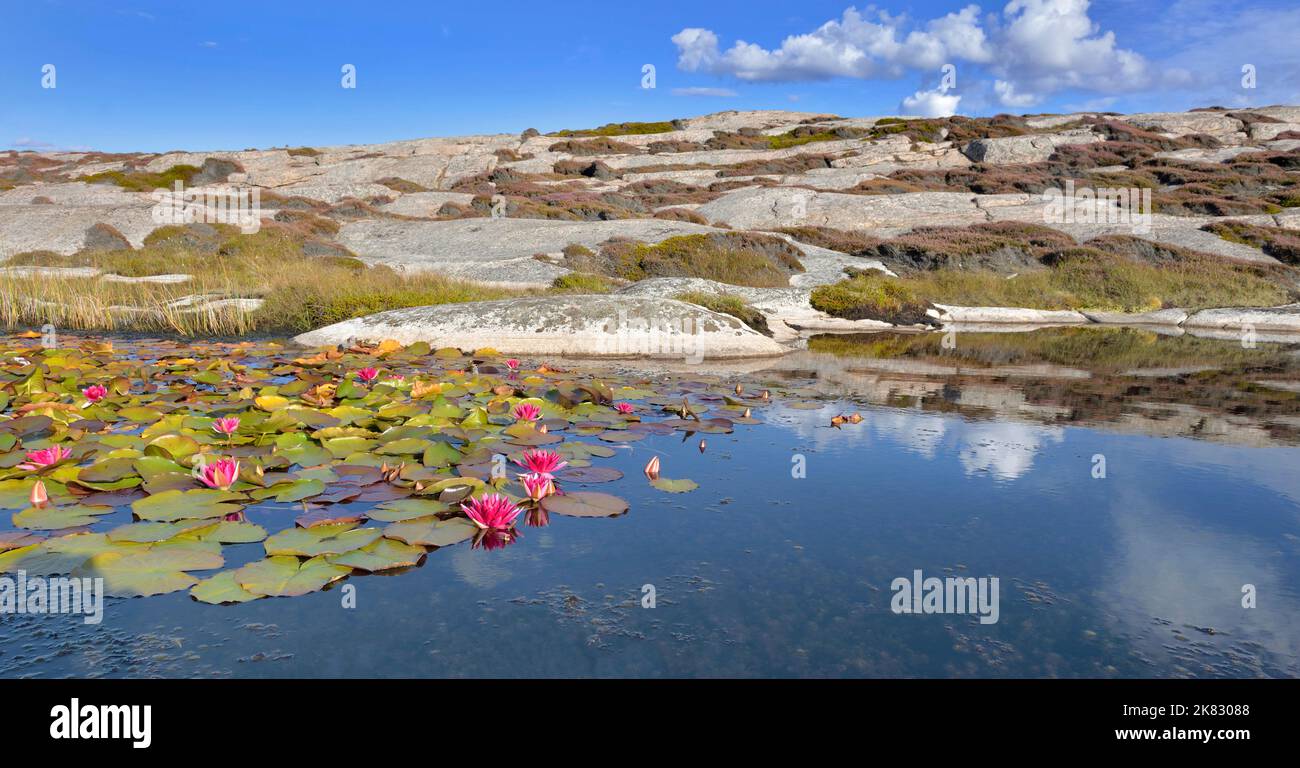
left=540, top=491, right=630, bottom=518
left=190, top=570, right=262, bottom=604
left=76, top=457, right=139, bottom=484
left=383, top=516, right=477, bottom=547
left=650, top=478, right=699, bottom=493
left=0, top=541, right=100, bottom=576
left=145, top=433, right=202, bottom=461
left=263, top=523, right=382, bottom=556
left=13, top=504, right=113, bottom=530
left=375, top=438, right=428, bottom=455
left=366, top=498, right=450, bottom=522
left=182, top=520, right=268, bottom=544
left=132, top=489, right=245, bottom=521
left=327, top=538, right=427, bottom=572
left=262, top=478, right=326, bottom=503
left=235, top=555, right=351, bottom=597
left=108, top=520, right=209, bottom=543
left=73, top=539, right=224, bottom=597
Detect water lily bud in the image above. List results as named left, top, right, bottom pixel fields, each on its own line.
left=698, top=440, right=707, bottom=453
left=30, top=480, right=48, bottom=509
left=644, top=455, right=661, bottom=480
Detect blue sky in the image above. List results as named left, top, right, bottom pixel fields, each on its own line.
left=2, top=0, right=1297, bottom=152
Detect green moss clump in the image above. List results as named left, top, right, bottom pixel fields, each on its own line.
left=767, top=131, right=839, bottom=149
left=550, top=121, right=677, bottom=137
left=810, top=273, right=935, bottom=325
left=79, top=164, right=202, bottom=192
left=600, top=233, right=804, bottom=288
left=551, top=273, right=616, bottom=293
left=674, top=291, right=771, bottom=335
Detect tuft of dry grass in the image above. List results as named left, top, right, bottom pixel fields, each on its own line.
left=580, top=233, right=806, bottom=287
left=1, top=224, right=525, bottom=336
left=812, top=245, right=1292, bottom=322
left=673, top=291, right=771, bottom=335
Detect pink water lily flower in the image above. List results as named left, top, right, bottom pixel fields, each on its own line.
left=82, top=384, right=108, bottom=403
left=355, top=367, right=380, bottom=383
left=614, top=402, right=635, bottom=414
left=515, top=449, right=567, bottom=477
left=212, top=416, right=241, bottom=436
left=512, top=402, right=542, bottom=422
left=199, top=458, right=241, bottom=491
left=19, top=445, right=72, bottom=471
left=505, top=359, right=520, bottom=370
left=461, top=493, right=523, bottom=531
left=474, top=527, right=516, bottom=551
left=520, top=472, right=555, bottom=502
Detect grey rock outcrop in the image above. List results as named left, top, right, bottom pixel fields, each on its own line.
left=293, top=295, right=787, bottom=359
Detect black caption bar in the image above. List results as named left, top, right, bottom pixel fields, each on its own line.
left=1, top=678, right=1287, bottom=754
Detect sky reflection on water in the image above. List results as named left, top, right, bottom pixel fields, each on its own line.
left=4, top=328, right=1300, bottom=678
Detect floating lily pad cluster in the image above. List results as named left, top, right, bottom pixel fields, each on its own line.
left=0, top=335, right=763, bottom=604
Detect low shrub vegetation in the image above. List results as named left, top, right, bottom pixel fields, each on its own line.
left=1202, top=221, right=1300, bottom=264
left=550, top=272, right=617, bottom=293
left=549, top=121, right=677, bottom=137
left=673, top=291, right=771, bottom=335
left=79, top=164, right=203, bottom=192
left=811, top=243, right=1293, bottom=322
left=586, top=232, right=805, bottom=287
left=1, top=223, right=523, bottom=335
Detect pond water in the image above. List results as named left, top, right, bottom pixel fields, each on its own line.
left=3, top=327, right=1300, bottom=678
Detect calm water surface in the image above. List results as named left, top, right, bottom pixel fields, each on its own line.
left=4, top=328, right=1300, bottom=678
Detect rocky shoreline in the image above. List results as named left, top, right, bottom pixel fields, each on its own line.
left=4, top=105, right=1299, bottom=352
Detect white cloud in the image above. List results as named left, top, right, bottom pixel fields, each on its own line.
left=900, top=86, right=961, bottom=117
left=992, top=80, right=1037, bottom=108
left=672, top=86, right=739, bottom=97
left=989, top=0, right=1150, bottom=106
left=12, top=137, right=55, bottom=149
left=672, top=1, right=1152, bottom=108
left=672, top=5, right=989, bottom=82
